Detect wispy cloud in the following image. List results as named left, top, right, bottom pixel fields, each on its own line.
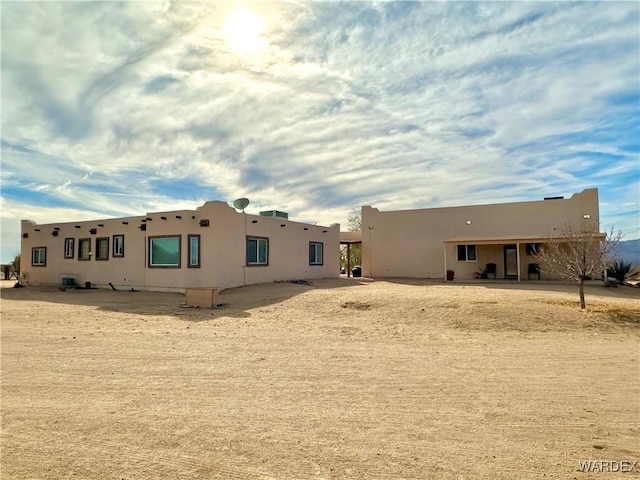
left=1, top=1, right=638, bottom=262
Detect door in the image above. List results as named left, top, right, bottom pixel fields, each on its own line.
left=503, top=245, right=518, bottom=279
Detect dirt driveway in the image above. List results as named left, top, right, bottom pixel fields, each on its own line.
left=2, top=279, right=639, bottom=479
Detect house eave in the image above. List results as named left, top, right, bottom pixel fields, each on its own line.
left=442, top=233, right=607, bottom=245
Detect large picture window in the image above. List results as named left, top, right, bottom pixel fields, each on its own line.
left=309, top=242, right=323, bottom=265
left=113, top=234, right=124, bottom=257
left=32, top=247, right=46, bottom=266
left=246, top=236, right=268, bottom=266
left=457, top=244, right=477, bottom=262
left=64, top=238, right=74, bottom=259
left=149, top=235, right=181, bottom=267
left=78, top=238, right=91, bottom=260
left=96, top=237, right=109, bottom=261
left=188, top=234, right=200, bottom=268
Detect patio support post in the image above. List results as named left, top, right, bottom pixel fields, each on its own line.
left=516, top=241, right=521, bottom=282
left=347, top=243, right=351, bottom=278
left=443, top=243, right=448, bottom=281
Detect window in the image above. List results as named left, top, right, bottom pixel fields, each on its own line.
left=31, top=247, right=46, bottom=266
left=95, top=237, right=109, bottom=260
left=113, top=234, right=124, bottom=257
left=309, top=242, right=323, bottom=265
left=525, top=243, right=541, bottom=256
left=78, top=238, right=91, bottom=260
left=64, top=238, right=74, bottom=258
left=149, top=235, right=181, bottom=267
left=246, top=236, right=268, bottom=266
left=188, top=234, right=200, bottom=268
left=457, top=244, right=477, bottom=262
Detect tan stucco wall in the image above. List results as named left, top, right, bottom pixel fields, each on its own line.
left=362, top=188, right=600, bottom=280
left=21, top=215, right=147, bottom=288
left=21, top=202, right=339, bottom=291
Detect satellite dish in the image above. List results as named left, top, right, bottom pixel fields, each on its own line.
left=233, top=197, right=250, bottom=212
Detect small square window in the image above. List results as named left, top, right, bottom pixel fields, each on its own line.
left=246, top=236, right=268, bottom=266
left=457, top=244, right=477, bottom=262
left=32, top=247, right=46, bottom=266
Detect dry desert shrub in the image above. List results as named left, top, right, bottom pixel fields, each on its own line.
left=341, top=300, right=372, bottom=310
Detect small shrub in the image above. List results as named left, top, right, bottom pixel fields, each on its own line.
left=607, top=260, right=638, bottom=282
left=341, top=301, right=371, bottom=310
left=604, top=279, right=619, bottom=288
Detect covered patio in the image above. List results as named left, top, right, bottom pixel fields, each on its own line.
left=340, top=231, right=362, bottom=278
left=442, top=236, right=551, bottom=282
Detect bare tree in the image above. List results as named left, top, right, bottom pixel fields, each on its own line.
left=347, top=209, right=361, bottom=232
left=340, top=209, right=362, bottom=272
left=535, top=221, right=622, bottom=309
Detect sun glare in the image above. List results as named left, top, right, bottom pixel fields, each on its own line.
left=222, top=8, right=267, bottom=54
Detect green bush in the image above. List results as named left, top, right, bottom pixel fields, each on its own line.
left=607, top=260, right=637, bottom=282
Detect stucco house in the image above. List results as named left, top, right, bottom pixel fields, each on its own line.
left=21, top=201, right=340, bottom=291
left=360, top=188, right=602, bottom=281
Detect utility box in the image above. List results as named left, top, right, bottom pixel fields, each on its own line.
left=60, top=274, right=79, bottom=287
left=259, top=210, right=288, bottom=219
left=185, top=288, right=219, bottom=308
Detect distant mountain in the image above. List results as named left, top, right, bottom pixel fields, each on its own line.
left=615, top=239, right=640, bottom=266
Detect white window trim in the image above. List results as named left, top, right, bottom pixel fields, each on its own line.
left=113, top=234, right=124, bottom=257
left=309, top=241, right=324, bottom=265
left=64, top=238, right=74, bottom=259
left=32, top=247, right=46, bottom=266
left=246, top=236, right=269, bottom=266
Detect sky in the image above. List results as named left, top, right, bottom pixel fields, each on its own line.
left=2, top=1, right=639, bottom=264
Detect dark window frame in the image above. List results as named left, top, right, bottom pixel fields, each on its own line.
left=457, top=244, right=477, bottom=262
left=64, top=238, right=74, bottom=259
left=525, top=243, right=541, bottom=256
left=31, top=247, right=47, bottom=266
left=148, top=235, right=182, bottom=268
left=246, top=236, right=269, bottom=266
left=309, top=241, right=324, bottom=265
left=95, top=237, right=109, bottom=261
left=188, top=234, right=201, bottom=268
left=78, top=238, right=91, bottom=261
left=113, top=234, right=125, bottom=257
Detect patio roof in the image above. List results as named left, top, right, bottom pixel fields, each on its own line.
left=442, top=233, right=606, bottom=245
left=340, top=231, right=362, bottom=244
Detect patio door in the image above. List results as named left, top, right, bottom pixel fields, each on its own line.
left=503, top=245, right=518, bottom=279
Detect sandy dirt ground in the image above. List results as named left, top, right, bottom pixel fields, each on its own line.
left=1, top=278, right=639, bottom=479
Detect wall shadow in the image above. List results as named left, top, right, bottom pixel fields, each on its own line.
left=0, top=277, right=369, bottom=321
left=3, top=276, right=636, bottom=324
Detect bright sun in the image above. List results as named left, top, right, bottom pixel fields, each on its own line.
left=222, top=8, right=267, bottom=54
